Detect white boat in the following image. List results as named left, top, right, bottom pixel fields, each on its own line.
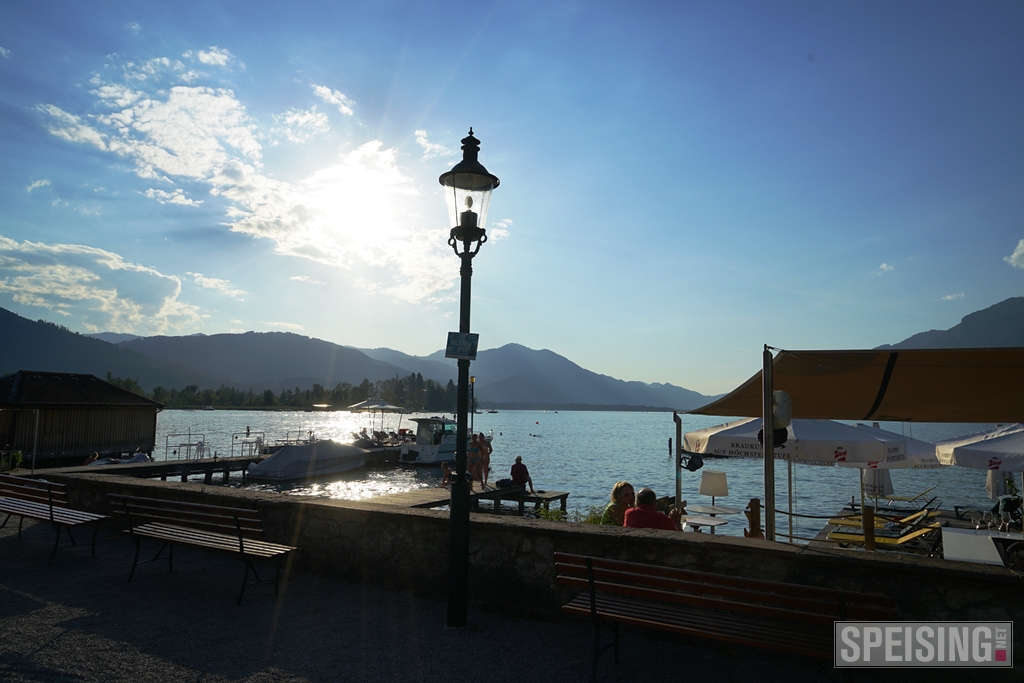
left=247, top=440, right=369, bottom=482
left=399, top=416, right=491, bottom=466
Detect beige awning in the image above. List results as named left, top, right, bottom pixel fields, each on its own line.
left=689, top=347, right=1024, bottom=423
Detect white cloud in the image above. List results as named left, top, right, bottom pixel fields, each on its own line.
left=127, top=23, right=140, bottom=34
left=1004, top=239, right=1024, bottom=269
left=415, top=130, right=454, bottom=159
left=261, top=320, right=305, bottom=331
left=272, top=106, right=330, bottom=143
left=0, top=236, right=201, bottom=334
left=942, top=293, right=965, bottom=300
left=27, top=179, right=51, bottom=192
left=490, top=218, right=512, bottom=242
left=312, top=84, right=354, bottom=116
left=290, top=275, right=326, bottom=285
left=38, top=49, right=466, bottom=306
left=0, top=46, right=10, bottom=59
left=878, top=263, right=894, bottom=273
left=142, top=188, right=202, bottom=206
left=186, top=271, right=246, bottom=299
left=189, top=47, right=235, bottom=66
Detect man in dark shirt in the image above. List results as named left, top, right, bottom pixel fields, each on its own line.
left=510, top=456, right=535, bottom=493
left=624, top=487, right=681, bottom=530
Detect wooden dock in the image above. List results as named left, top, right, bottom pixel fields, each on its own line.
left=368, top=484, right=569, bottom=515
left=15, top=455, right=261, bottom=484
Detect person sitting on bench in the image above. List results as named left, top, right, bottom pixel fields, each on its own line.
left=510, top=456, right=535, bottom=493
left=624, top=487, right=681, bottom=531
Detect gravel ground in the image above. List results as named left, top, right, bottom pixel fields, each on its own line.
left=0, top=518, right=1010, bottom=683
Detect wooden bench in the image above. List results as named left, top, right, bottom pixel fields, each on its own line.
left=108, top=494, right=296, bottom=605
left=554, top=552, right=898, bottom=682
left=0, top=473, right=109, bottom=564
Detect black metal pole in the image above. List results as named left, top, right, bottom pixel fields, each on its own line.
left=447, top=249, right=474, bottom=627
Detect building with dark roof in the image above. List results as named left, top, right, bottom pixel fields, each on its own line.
left=0, top=370, right=163, bottom=468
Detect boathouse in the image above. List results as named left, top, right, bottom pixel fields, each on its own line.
left=0, top=370, right=162, bottom=468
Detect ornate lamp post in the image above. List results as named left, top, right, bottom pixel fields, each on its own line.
left=439, top=129, right=499, bottom=627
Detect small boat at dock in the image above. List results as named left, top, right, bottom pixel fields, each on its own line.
left=247, top=440, right=369, bottom=482
left=399, top=416, right=491, bottom=465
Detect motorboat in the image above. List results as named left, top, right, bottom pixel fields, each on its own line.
left=247, top=439, right=369, bottom=482
left=487, top=409, right=498, bottom=414
left=399, top=416, right=492, bottom=466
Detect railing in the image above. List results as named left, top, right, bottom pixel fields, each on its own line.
left=164, top=432, right=208, bottom=461
left=230, top=431, right=266, bottom=458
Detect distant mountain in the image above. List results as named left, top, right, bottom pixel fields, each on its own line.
left=0, top=308, right=226, bottom=391
left=86, top=332, right=143, bottom=344
left=449, top=343, right=713, bottom=410
left=14, top=307, right=716, bottom=409
left=119, top=332, right=409, bottom=393
left=878, top=297, right=1024, bottom=349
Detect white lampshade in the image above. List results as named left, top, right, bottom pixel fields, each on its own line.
left=698, top=470, right=729, bottom=498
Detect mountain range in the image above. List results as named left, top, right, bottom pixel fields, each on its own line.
left=3, top=295, right=1021, bottom=410
left=877, top=296, right=1024, bottom=349
left=0, top=307, right=715, bottom=410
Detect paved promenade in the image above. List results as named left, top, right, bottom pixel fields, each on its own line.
left=0, top=518, right=1005, bottom=683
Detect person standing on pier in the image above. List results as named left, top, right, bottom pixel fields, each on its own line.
left=479, top=434, right=492, bottom=488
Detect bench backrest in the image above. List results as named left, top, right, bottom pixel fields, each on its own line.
left=0, top=473, right=68, bottom=508
left=108, top=494, right=264, bottom=540
left=554, top=552, right=898, bottom=624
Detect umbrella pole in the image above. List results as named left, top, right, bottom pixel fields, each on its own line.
left=787, top=457, right=793, bottom=544
left=859, top=471, right=865, bottom=513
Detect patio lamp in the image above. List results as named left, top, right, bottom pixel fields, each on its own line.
left=439, top=128, right=499, bottom=628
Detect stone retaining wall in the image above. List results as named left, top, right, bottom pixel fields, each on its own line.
left=51, top=473, right=1024, bottom=645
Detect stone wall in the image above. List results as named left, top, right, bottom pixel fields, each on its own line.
left=52, top=473, right=1024, bottom=644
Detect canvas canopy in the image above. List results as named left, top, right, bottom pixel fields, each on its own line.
left=689, top=348, right=1024, bottom=423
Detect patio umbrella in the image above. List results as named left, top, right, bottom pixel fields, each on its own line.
left=853, top=423, right=944, bottom=469
left=685, top=418, right=907, bottom=540
left=347, top=397, right=405, bottom=433
left=935, top=424, right=1024, bottom=470
left=684, top=418, right=905, bottom=464
left=936, top=424, right=1024, bottom=501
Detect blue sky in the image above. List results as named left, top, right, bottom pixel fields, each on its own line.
left=1, top=2, right=1022, bottom=395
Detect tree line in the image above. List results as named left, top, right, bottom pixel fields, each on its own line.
left=106, top=372, right=462, bottom=412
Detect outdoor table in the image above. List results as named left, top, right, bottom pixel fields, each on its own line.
left=680, top=515, right=729, bottom=533
left=686, top=504, right=742, bottom=516
left=685, top=504, right=740, bottom=534
left=941, top=527, right=1023, bottom=566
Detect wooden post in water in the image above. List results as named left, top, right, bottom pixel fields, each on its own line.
left=862, top=505, right=876, bottom=552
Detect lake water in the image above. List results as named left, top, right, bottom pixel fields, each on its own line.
left=156, top=409, right=1009, bottom=541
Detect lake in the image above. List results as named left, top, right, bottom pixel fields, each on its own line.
left=155, top=408, right=1008, bottom=541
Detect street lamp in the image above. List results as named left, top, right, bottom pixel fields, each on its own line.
left=440, top=128, right=499, bottom=627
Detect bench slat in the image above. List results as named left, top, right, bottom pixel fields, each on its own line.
left=131, top=522, right=294, bottom=557
left=563, top=595, right=833, bottom=659
left=555, top=552, right=895, bottom=609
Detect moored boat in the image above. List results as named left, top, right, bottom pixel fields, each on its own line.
left=247, top=440, right=369, bottom=482
left=399, top=416, right=492, bottom=465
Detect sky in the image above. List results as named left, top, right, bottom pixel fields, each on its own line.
left=1, top=2, right=1023, bottom=396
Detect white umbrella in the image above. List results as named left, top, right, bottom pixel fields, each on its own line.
left=935, top=424, right=1024, bottom=471
left=684, top=418, right=905, bottom=464
left=863, top=470, right=894, bottom=498
left=853, top=423, right=944, bottom=469
left=936, top=424, right=1024, bottom=503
